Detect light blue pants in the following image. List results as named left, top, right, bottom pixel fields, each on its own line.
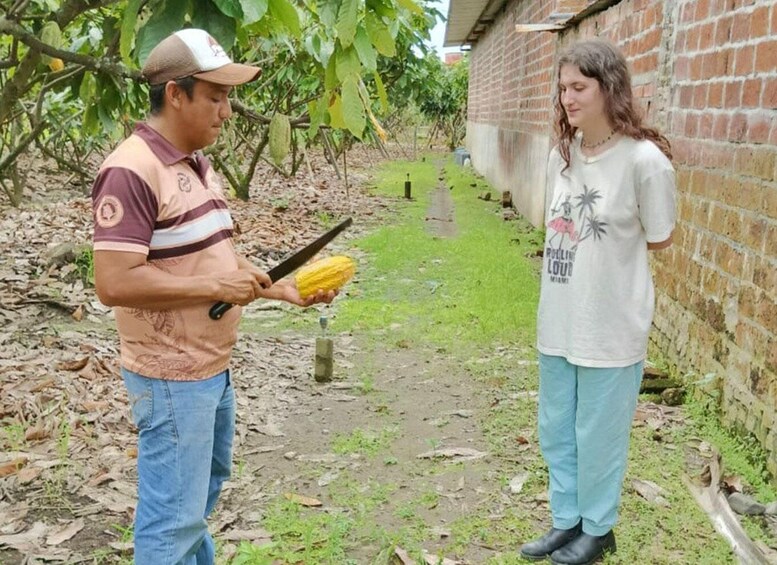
left=538, top=354, right=643, bottom=536
left=122, top=368, right=235, bottom=565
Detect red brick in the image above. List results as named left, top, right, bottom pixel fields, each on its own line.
left=735, top=45, right=755, bottom=75
left=751, top=6, right=770, bottom=37
left=708, top=82, right=725, bottom=108
left=681, top=3, right=695, bottom=23
left=694, top=84, right=709, bottom=107
left=699, top=113, right=714, bottom=138
left=732, top=12, right=752, bottom=42
left=747, top=113, right=772, bottom=144
left=679, top=85, right=694, bottom=107
left=686, top=113, right=700, bottom=137
left=712, top=114, right=729, bottom=139
left=742, top=79, right=762, bottom=108
left=755, top=40, right=777, bottom=73
left=764, top=78, right=777, bottom=109
left=764, top=186, right=777, bottom=220
left=766, top=223, right=777, bottom=257
left=696, top=0, right=710, bottom=20
left=716, top=16, right=734, bottom=44
left=690, top=55, right=704, bottom=80
left=725, top=81, right=743, bottom=108
left=772, top=5, right=777, bottom=35
left=755, top=294, right=777, bottom=334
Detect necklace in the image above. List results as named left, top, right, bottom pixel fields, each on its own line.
left=581, top=130, right=615, bottom=149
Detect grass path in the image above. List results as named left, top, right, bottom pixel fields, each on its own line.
left=231, top=155, right=775, bottom=564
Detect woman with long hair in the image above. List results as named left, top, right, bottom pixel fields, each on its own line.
left=519, top=39, right=676, bottom=564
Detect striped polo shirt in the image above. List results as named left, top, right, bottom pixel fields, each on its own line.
left=92, top=123, right=241, bottom=381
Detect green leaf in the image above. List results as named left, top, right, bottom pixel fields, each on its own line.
left=120, top=0, right=143, bottom=66
left=79, top=71, right=96, bottom=102
left=325, top=54, right=338, bottom=91
left=317, top=0, right=338, bottom=27
left=365, top=0, right=395, bottom=19
left=336, top=0, right=359, bottom=48
left=365, top=13, right=395, bottom=56
left=373, top=71, right=387, bottom=112
left=335, top=45, right=361, bottom=82
left=191, top=0, right=238, bottom=50
left=328, top=93, right=346, bottom=129
left=239, top=0, right=268, bottom=24
left=307, top=94, right=328, bottom=138
left=352, top=26, right=376, bottom=72
left=341, top=77, right=365, bottom=138
left=212, top=0, right=243, bottom=18
left=268, top=0, right=301, bottom=37
left=136, top=0, right=188, bottom=66
left=396, top=0, right=423, bottom=14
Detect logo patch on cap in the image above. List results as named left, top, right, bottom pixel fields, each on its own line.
left=96, top=195, right=124, bottom=228
left=206, top=35, right=227, bottom=59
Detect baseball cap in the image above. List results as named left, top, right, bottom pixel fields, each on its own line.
left=141, top=28, right=261, bottom=86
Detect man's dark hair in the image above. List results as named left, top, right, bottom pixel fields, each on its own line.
left=149, top=76, right=198, bottom=114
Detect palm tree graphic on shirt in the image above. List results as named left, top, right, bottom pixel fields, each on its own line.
left=547, top=185, right=608, bottom=249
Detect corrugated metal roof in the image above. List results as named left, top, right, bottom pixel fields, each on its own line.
left=444, top=0, right=508, bottom=48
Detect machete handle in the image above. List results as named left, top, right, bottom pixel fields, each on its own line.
left=209, top=301, right=232, bottom=320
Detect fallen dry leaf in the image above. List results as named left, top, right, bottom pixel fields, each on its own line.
left=0, top=457, right=27, bottom=477
left=417, top=447, right=488, bottom=461
left=17, top=466, right=42, bottom=484
left=392, top=546, right=414, bottom=565
left=632, top=478, right=671, bottom=507
left=46, top=518, right=85, bottom=545
left=283, top=492, right=322, bottom=507
left=25, top=425, right=48, bottom=441
left=56, top=357, right=89, bottom=371
left=71, top=304, right=84, bottom=321
left=0, top=521, right=49, bottom=552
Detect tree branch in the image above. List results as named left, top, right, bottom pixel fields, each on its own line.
left=0, top=16, right=141, bottom=80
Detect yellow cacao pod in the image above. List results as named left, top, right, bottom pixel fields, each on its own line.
left=48, top=58, right=64, bottom=72
left=295, top=256, right=356, bottom=298
left=268, top=113, right=291, bottom=166
left=40, top=21, right=62, bottom=66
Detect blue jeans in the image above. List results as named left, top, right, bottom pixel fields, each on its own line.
left=538, top=354, right=643, bottom=536
left=122, top=368, right=235, bottom=565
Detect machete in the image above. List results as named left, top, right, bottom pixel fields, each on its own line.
left=209, top=217, right=353, bottom=320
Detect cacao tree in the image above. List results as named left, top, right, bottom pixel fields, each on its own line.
left=0, top=0, right=440, bottom=203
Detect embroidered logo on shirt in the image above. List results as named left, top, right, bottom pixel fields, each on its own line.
left=545, top=185, right=607, bottom=284
left=177, top=173, right=192, bottom=193
left=96, top=195, right=124, bottom=228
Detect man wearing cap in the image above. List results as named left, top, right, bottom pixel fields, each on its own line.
left=91, top=28, right=334, bottom=564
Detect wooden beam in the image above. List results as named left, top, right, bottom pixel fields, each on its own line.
left=515, top=23, right=565, bottom=33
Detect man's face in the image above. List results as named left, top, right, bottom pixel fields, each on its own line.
left=175, top=79, right=233, bottom=152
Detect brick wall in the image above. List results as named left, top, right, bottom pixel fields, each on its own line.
left=466, top=0, right=777, bottom=474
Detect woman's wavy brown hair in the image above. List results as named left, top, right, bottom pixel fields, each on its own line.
left=554, top=39, right=672, bottom=168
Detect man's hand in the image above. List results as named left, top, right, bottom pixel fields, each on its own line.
left=214, top=269, right=266, bottom=305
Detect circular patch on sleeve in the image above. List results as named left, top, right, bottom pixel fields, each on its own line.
left=96, top=195, right=124, bottom=228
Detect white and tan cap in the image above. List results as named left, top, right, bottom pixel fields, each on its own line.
left=141, top=28, right=261, bottom=86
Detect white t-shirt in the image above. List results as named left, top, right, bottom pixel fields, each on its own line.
left=537, top=135, right=676, bottom=368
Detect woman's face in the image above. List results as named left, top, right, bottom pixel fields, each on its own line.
left=558, top=64, right=607, bottom=130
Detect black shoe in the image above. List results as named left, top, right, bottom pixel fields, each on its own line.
left=550, top=531, right=616, bottom=565
left=520, top=522, right=583, bottom=561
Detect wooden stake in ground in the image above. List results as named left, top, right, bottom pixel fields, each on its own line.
left=314, top=337, right=333, bottom=382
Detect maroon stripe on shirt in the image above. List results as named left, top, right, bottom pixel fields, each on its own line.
left=147, top=229, right=233, bottom=260
left=92, top=167, right=158, bottom=248
left=155, top=199, right=230, bottom=230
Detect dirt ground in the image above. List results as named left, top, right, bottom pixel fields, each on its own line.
left=0, top=147, right=526, bottom=564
